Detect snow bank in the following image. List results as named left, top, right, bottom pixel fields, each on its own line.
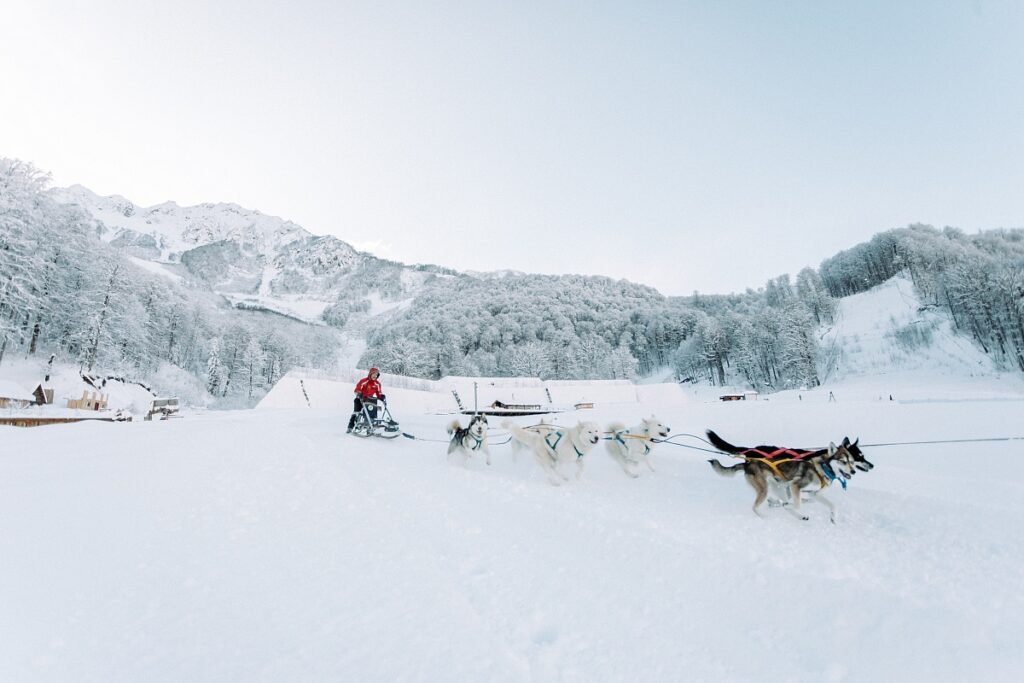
left=441, top=376, right=549, bottom=408
left=0, top=358, right=155, bottom=415
left=257, top=373, right=453, bottom=414
left=259, top=369, right=687, bottom=414
left=545, top=379, right=638, bottom=405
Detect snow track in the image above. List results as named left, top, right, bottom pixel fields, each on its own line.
left=2, top=392, right=1023, bottom=681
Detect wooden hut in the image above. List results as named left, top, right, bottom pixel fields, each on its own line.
left=0, top=381, right=35, bottom=409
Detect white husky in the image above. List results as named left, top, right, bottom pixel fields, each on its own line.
left=502, top=420, right=602, bottom=485
left=605, top=416, right=671, bottom=477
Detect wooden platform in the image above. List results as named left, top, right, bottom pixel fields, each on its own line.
left=461, top=408, right=563, bottom=417
left=0, top=416, right=126, bottom=428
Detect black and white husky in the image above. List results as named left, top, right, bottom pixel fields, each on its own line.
left=605, top=416, right=671, bottom=478
left=447, top=414, right=491, bottom=465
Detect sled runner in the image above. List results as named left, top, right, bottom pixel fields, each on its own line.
left=350, top=397, right=401, bottom=439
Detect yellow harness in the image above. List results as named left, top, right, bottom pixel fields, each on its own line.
left=735, top=455, right=831, bottom=490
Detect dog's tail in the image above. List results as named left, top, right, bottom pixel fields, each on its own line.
left=447, top=419, right=461, bottom=435
left=606, top=421, right=625, bottom=435
left=501, top=419, right=523, bottom=440
left=708, top=459, right=745, bottom=477
left=706, top=429, right=742, bottom=454
left=502, top=420, right=538, bottom=446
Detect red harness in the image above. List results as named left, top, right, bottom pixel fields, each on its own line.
left=737, top=446, right=821, bottom=460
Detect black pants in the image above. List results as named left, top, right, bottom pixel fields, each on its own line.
left=347, top=397, right=377, bottom=428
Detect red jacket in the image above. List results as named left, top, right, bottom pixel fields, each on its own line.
left=355, top=376, right=382, bottom=399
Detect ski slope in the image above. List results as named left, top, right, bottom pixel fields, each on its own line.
left=3, top=382, right=1023, bottom=681
left=819, top=277, right=1007, bottom=393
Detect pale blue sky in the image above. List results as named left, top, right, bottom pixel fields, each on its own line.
left=2, top=1, right=1022, bottom=295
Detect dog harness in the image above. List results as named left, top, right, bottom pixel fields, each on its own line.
left=737, top=454, right=837, bottom=491
left=546, top=431, right=585, bottom=459
left=736, top=446, right=819, bottom=460
left=820, top=461, right=847, bottom=490
left=465, top=433, right=484, bottom=451
left=613, top=432, right=652, bottom=456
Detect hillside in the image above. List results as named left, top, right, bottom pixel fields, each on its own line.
left=4, top=161, right=1020, bottom=406
left=815, top=276, right=1019, bottom=395
left=49, top=185, right=443, bottom=325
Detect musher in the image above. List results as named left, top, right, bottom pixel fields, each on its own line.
left=347, top=367, right=385, bottom=433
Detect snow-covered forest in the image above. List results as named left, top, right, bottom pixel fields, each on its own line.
left=361, top=225, right=1024, bottom=388
left=0, top=159, right=338, bottom=406
left=3, top=156, right=1023, bottom=403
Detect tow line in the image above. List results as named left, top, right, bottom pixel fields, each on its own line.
left=399, top=429, right=1024, bottom=453
left=651, top=433, right=1024, bottom=455
left=400, top=432, right=513, bottom=445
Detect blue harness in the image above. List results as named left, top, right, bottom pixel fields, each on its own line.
left=821, top=462, right=847, bottom=490
left=546, top=431, right=585, bottom=459
left=614, top=432, right=651, bottom=456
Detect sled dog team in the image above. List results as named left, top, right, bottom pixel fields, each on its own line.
left=448, top=415, right=873, bottom=522
left=352, top=369, right=874, bottom=521
left=446, top=414, right=670, bottom=485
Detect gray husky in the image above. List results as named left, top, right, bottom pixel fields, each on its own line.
left=706, top=430, right=865, bottom=523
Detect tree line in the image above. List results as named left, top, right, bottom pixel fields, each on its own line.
left=1, top=159, right=338, bottom=405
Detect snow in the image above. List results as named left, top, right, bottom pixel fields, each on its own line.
left=365, top=292, right=413, bottom=317
left=221, top=293, right=333, bottom=323
left=820, top=276, right=1002, bottom=383
left=259, top=370, right=689, bottom=414
left=0, top=379, right=35, bottom=402
left=50, top=185, right=309, bottom=263
left=126, top=256, right=183, bottom=283
left=0, top=358, right=155, bottom=415
left=545, top=379, right=638, bottom=405
left=3, top=374, right=1023, bottom=680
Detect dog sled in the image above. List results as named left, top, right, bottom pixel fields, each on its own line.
left=350, top=397, right=402, bottom=439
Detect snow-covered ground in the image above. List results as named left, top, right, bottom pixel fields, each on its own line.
left=3, top=376, right=1023, bottom=681
left=820, top=276, right=1002, bottom=384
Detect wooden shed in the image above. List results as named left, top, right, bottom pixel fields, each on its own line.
left=0, top=381, right=35, bottom=409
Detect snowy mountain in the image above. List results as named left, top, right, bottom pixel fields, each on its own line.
left=49, top=185, right=439, bottom=324
left=24, top=174, right=1023, bottom=400
left=49, top=184, right=311, bottom=263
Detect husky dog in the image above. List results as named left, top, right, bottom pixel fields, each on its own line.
left=447, top=414, right=491, bottom=465
left=507, top=417, right=551, bottom=463
left=502, top=420, right=602, bottom=485
left=605, top=416, right=671, bottom=478
left=706, top=430, right=861, bottom=523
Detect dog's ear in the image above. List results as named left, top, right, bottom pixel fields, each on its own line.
left=853, top=437, right=859, bottom=447
left=842, top=436, right=850, bottom=446
left=828, top=442, right=837, bottom=455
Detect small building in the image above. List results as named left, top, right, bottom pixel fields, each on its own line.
left=719, top=391, right=758, bottom=402
left=33, top=384, right=55, bottom=405
left=66, top=391, right=109, bottom=411
left=145, top=397, right=180, bottom=420
left=0, top=381, right=35, bottom=409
